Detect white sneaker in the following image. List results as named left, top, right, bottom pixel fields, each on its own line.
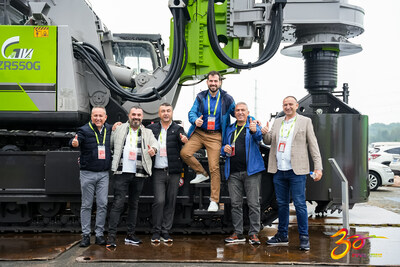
left=207, top=201, right=219, bottom=212
left=190, top=174, right=209, bottom=184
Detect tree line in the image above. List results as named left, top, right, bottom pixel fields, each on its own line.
left=369, top=123, right=400, bottom=143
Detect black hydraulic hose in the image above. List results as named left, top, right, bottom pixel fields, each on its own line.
left=257, top=6, right=283, bottom=64
left=72, top=7, right=188, bottom=103
left=155, top=9, right=183, bottom=95
left=207, top=0, right=284, bottom=69
left=156, top=8, right=188, bottom=96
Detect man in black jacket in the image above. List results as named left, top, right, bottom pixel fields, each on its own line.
left=147, top=103, right=188, bottom=243
left=70, top=106, right=112, bottom=247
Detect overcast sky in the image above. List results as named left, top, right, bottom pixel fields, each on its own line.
left=89, top=0, right=399, bottom=128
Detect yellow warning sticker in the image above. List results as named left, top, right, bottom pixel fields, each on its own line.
left=34, top=27, right=49, bottom=38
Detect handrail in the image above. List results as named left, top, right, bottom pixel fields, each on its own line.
left=328, top=158, right=350, bottom=230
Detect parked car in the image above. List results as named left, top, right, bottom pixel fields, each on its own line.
left=368, top=161, right=395, bottom=191
left=389, top=155, right=400, bottom=175
left=369, top=142, right=400, bottom=149
left=369, top=145, right=400, bottom=166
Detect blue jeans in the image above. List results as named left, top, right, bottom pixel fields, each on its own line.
left=108, top=173, right=145, bottom=235
left=79, top=170, right=109, bottom=237
left=273, top=170, right=308, bottom=237
left=228, top=171, right=261, bottom=236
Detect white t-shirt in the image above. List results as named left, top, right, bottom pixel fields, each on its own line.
left=276, top=116, right=297, bottom=171
left=122, top=128, right=138, bottom=173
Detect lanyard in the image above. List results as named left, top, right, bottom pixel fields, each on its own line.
left=233, top=123, right=245, bottom=144
left=159, top=132, right=163, bottom=145
left=207, top=90, right=221, bottom=116
left=159, top=123, right=170, bottom=145
left=159, top=130, right=166, bottom=145
left=88, top=122, right=106, bottom=145
left=129, top=127, right=139, bottom=147
left=280, top=116, right=297, bottom=138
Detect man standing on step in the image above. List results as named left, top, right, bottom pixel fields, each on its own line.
left=180, top=70, right=235, bottom=212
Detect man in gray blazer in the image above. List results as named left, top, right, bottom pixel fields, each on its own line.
left=262, top=96, right=322, bottom=251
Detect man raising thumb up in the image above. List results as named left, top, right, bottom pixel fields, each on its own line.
left=147, top=144, right=156, bottom=157
left=221, top=102, right=265, bottom=245
left=106, top=106, right=159, bottom=247
left=72, top=134, right=79, bottom=147
left=68, top=106, right=112, bottom=248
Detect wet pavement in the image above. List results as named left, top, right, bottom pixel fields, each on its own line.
left=76, top=225, right=399, bottom=266
left=0, top=233, right=80, bottom=260
left=0, top=187, right=400, bottom=266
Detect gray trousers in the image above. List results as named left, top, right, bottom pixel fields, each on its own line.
left=228, top=171, right=261, bottom=236
left=152, top=169, right=180, bottom=234
left=80, top=170, right=109, bottom=237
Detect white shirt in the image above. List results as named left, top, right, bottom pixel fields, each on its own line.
left=154, top=122, right=170, bottom=169
left=122, top=128, right=138, bottom=173
left=276, top=116, right=297, bottom=171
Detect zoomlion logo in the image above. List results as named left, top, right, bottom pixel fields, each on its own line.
left=1, top=36, right=34, bottom=59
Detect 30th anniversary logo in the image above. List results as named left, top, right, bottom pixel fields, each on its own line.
left=330, top=228, right=388, bottom=259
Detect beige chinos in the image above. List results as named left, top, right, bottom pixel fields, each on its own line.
left=181, top=129, right=222, bottom=202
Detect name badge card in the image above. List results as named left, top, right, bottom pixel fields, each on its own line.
left=160, top=147, right=167, bottom=157
left=230, top=143, right=236, bottom=157
left=207, top=116, right=216, bottom=130
left=129, top=150, right=137, bottom=161
left=98, top=145, right=106, bottom=159
left=278, top=141, right=286, bottom=152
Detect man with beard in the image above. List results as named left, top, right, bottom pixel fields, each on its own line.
left=181, top=70, right=235, bottom=212
left=70, top=106, right=112, bottom=247
left=106, top=106, right=159, bottom=247
left=147, top=103, right=188, bottom=243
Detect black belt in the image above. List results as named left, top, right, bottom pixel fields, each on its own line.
left=197, top=128, right=221, bottom=134
left=155, top=167, right=168, bottom=171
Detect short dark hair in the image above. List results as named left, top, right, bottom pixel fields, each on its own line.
left=207, top=70, right=222, bottom=81
left=129, top=105, right=143, bottom=113
left=160, top=102, right=172, bottom=108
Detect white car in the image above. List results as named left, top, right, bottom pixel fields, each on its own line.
left=368, top=161, right=395, bottom=191
left=369, top=145, right=400, bottom=166
left=389, top=155, right=400, bottom=175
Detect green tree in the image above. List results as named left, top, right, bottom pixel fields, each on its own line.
left=369, top=123, right=400, bottom=143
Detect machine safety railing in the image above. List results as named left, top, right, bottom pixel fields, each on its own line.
left=328, top=158, right=350, bottom=230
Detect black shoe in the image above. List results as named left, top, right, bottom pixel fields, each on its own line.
left=266, top=234, right=288, bottom=245
left=151, top=233, right=160, bottom=243
left=299, top=235, right=310, bottom=251
left=95, top=235, right=106, bottom=245
left=125, top=234, right=142, bottom=244
left=160, top=233, right=173, bottom=242
left=106, top=235, right=117, bottom=247
left=79, top=234, right=90, bottom=247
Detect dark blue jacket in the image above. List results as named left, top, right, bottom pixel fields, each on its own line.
left=221, top=117, right=265, bottom=178
left=69, top=122, right=112, bottom=172
left=147, top=122, right=186, bottom=174
left=188, top=88, right=235, bottom=137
